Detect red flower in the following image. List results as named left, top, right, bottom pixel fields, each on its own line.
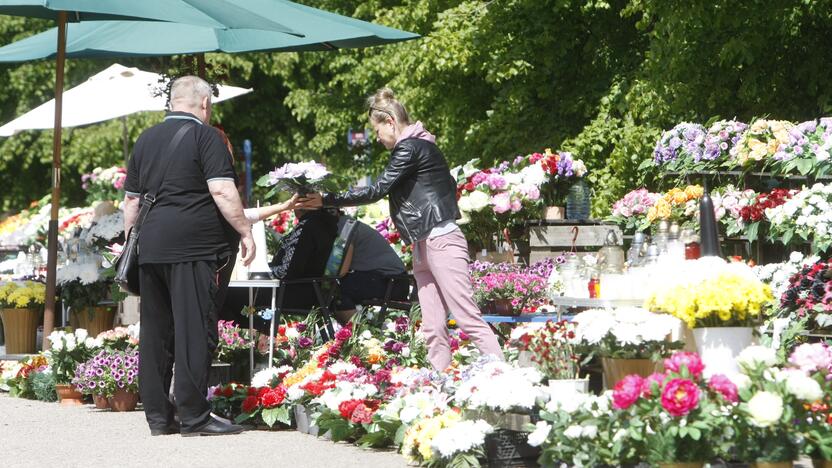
left=612, top=374, right=644, bottom=409
left=221, top=385, right=234, bottom=398
left=338, top=399, right=362, bottom=419
left=349, top=403, right=376, bottom=424
left=241, top=395, right=260, bottom=413
left=335, top=325, right=352, bottom=341
left=260, top=386, right=287, bottom=408
left=661, top=378, right=700, bottom=417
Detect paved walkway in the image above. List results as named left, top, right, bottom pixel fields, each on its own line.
left=0, top=393, right=408, bottom=468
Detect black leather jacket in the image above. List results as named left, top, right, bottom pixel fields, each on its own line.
left=323, top=138, right=460, bottom=245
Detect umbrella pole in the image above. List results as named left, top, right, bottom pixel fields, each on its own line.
left=122, top=116, right=129, bottom=164
left=43, top=11, right=68, bottom=350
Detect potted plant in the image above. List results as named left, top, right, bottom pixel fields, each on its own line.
left=572, top=307, right=682, bottom=387
left=58, top=260, right=123, bottom=337
left=0, top=281, right=46, bottom=354
left=521, top=320, right=588, bottom=392
left=470, top=267, right=547, bottom=317
left=216, top=320, right=253, bottom=383
left=787, top=343, right=832, bottom=467
left=645, top=258, right=773, bottom=378
left=47, top=329, right=99, bottom=405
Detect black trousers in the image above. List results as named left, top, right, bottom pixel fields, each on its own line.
left=138, top=259, right=224, bottom=431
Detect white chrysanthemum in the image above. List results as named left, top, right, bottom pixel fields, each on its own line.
left=74, top=329, right=88, bottom=342
left=467, top=191, right=490, bottom=211
left=747, top=391, right=784, bottom=427
left=285, top=327, right=300, bottom=340
left=785, top=371, right=823, bottom=402
left=527, top=421, right=551, bottom=447
left=251, top=367, right=282, bottom=388
left=431, top=420, right=492, bottom=459
left=737, top=346, right=778, bottom=371
left=454, top=361, right=544, bottom=411
left=286, top=385, right=305, bottom=402
left=545, top=388, right=588, bottom=414
left=328, top=361, right=357, bottom=375
left=572, top=309, right=615, bottom=345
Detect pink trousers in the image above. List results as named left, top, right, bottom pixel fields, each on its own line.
left=413, top=229, right=504, bottom=370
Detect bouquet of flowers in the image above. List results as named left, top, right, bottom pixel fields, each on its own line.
left=608, top=188, right=661, bottom=233
left=767, top=183, right=832, bottom=253
left=571, top=308, right=683, bottom=360
left=522, top=320, right=582, bottom=380
left=257, top=160, right=338, bottom=197
left=703, top=120, right=749, bottom=164
left=215, top=320, right=251, bottom=364
left=208, top=382, right=250, bottom=420
left=645, top=259, right=773, bottom=328
left=47, top=329, right=99, bottom=385
left=733, top=188, right=796, bottom=240
left=73, top=347, right=139, bottom=397
left=731, top=119, right=793, bottom=167
left=81, top=166, right=126, bottom=204
left=645, top=185, right=704, bottom=227
left=237, top=384, right=292, bottom=428
left=0, top=281, right=46, bottom=309
left=652, top=122, right=707, bottom=170
left=534, top=149, right=588, bottom=206
left=401, top=409, right=492, bottom=468
left=716, top=186, right=759, bottom=238
left=779, top=257, right=832, bottom=329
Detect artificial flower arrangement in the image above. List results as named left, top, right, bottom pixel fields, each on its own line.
left=721, top=187, right=795, bottom=240
left=215, top=320, right=252, bottom=364
left=207, top=382, right=250, bottom=421
left=81, top=166, right=127, bottom=204
left=452, top=357, right=546, bottom=413
left=73, top=346, right=139, bottom=398
left=571, top=308, right=683, bottom=360
left=514, top=320, right=583, bottom=380
left=766, top=182, right=832, bottom=253
left=401, top=408, right=493, bottom=468
left=46, top=328, right=99, bottom=385
left=645, top=258, right=774, bottom=329
left=731, top=119, right=794, bottom=167
left=607, top=188, right=661, bottom=233
left=645, top=185, right=704, bottom=228
left=769, top=118, right=832, bottom=177
left=1, top=355, right=49, bottom=399
left=0, top=281, right=46, bottom=309
left=257, top=160, right=338, bottom=197
left=779, top=256, right=832, bottom=330
left=651, top=122, right=708, bottom=172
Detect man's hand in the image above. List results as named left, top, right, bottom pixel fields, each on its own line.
left=240, top=231, right=256, bottom=266
left=296, top=192, right=323, bottom=209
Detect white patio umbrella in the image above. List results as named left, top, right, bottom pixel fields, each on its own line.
left=0, top=63, right=252, bottom=137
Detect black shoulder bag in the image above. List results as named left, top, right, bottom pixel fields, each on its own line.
left=114, top=123, right=194, bottom=295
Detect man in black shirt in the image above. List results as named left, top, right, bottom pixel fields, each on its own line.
left=123, top=76, right=254, bottom=437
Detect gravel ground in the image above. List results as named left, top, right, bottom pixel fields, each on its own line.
left=0, top=393, right=408, bottom=468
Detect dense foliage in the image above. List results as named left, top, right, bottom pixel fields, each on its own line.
left=1, top=0, right=831, bottom=214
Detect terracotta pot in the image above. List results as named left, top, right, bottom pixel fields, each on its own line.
left=812, top=461, right=832, bottom=468
left=92, top=393, right=110, bottom=410
left=543, top=206, right=565, bottom=221
left=108, top=388, right=139, bottom=412
left=488, top=298, right=518, bottom=316
left=0, top=307, right=40, bottom=354
left=55, top=384, right=84, bottom=406
left=69, top=306, right=116, bottom=338
left=753, top=462, right=794, bottom=468
left=601, top=357, right=662, bottom=388
left=658, top=463, right=704, bottom=468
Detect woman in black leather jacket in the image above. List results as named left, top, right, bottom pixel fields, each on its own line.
left=298, top=88, right=503, bottom=371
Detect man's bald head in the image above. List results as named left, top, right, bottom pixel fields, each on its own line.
left=169, top=76, right=213, bottom=123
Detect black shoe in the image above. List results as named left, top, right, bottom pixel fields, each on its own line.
left=180, top=418, right=244, bottom=437
left=150, top=422, right=181, bottom=436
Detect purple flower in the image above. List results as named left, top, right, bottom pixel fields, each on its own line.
left=297, top=337, right=313, bottom=348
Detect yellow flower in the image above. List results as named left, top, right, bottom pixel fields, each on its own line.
left=684, top=185, right=704, bottom=200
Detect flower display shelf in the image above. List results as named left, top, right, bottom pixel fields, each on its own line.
left=482, top=297, right=644, bottom=324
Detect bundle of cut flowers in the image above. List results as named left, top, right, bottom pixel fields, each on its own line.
left=703, top=120, right=749, bottom=164
left=770, top=118, right=832, bottom=177
left=257, top=160, right=338, bottom=197
left=571, top=307, right=683, bottom=360
left=402, top=408, right=493, bottom=468
left=779, top=256, right=832, bottom=329
left=715, top=185, right=759, bottom=238
left=766, top=183, right=832, bottom=253
left=732, top=188, right=797, bottom=240
left=215, top=320, right=251, bottom=364
left=652, top=122, right=707, bottom=170
left=81, top=166, right=127, bottom=204
left=207, top=382, right=249, bottom=420
left=731, top=119, right=794, bottom=166
left=607, top=188, right=661, bottom=233
left=519, top=320, right=583, bottom=380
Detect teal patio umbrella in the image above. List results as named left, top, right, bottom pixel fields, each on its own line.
left=0, top=0, right=303, bottom=351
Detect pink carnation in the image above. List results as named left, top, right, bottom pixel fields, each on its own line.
left=612, top=374, right=644, bottom=409
left=664, top=351, right=705, bottom=379
left=661, top=378, right=700, bottom=417
left=789, top=343, right=832, bottom=373
left=708, top=374, right=739, bottom=403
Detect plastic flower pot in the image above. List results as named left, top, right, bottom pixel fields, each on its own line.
left=0, top=308, right=39, bottom=354
left=55, top=384, right=84, bottom=406
left=92, top=393, right=110, bottom=410
left=692, top=327, right=754, bottom=378
left=108, top=388, right=139, bottom=412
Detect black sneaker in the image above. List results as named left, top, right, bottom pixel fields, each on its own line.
left=180, top=418, right=244, bottom=437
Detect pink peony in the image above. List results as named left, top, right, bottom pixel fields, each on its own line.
left=642, top=372, right=667, bottom=397
left=492, top=192, right=512, bottom=214
left=789, top=343, right=832, bottom=373
left=612, top=374, right=645, bottom=409
left=661, top=378, right=700, bottom=417
left=664, top=351, right=705, bottom=379
left=708, top=374, right=739, bottom=403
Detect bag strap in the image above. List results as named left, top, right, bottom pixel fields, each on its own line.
left=133, top=122, right=195, bottom=234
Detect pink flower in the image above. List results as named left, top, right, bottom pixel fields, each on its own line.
left=664, top=351, right=705, bottom=379
left=661, top=378, right=700, bottom=417
left=642, top=372, right=667, bottom=397
left=335, top=326, right=352, bottom=341
left=789, top=343, right=832, bottom=373
left=492, top=192, right=512, bottom=214
left=486, top=174, right=507, bottom=191
left=510, top=199, right=522, bottom=213
left=708, top=374, right=739, bottom=403
left=471, top=172, right=488, bottom=186
left=612, top=374, right=644, bottom=409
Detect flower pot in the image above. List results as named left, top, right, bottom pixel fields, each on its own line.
left=0, top=308, right=40, bottom=354
left=658, top=463, right=704, bottom=468
left=108, top=388, right=139, bottom=412
left=92, top=393, right=110, bottom=410
left=69, top=306, right=116, bottom=337
left=55, top=384, right=84, bottom=406
left=812, top=460, right=832, bottom=468
left=293, top=404, right=313, bottom=434
left=601, top=357, right=661, bottom=388
left=488, top=299, right=518, bottom=316
left=753, top=462, right=794, bottom=468
left=548, top=378, right=590, bottom=393
left=692, top=327, right=754, bottom=378
left=566, top=179, right=591, bottom=220
left=543, top=206, right=565, bottom=221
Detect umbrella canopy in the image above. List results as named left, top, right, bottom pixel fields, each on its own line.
left=0, top=63, right=252, bottom=136
left=0, top=0, right=300, bottom=33
left=0, top=8, right=417, bottom=60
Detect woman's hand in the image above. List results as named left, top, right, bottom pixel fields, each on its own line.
left=280, top=193, right=300, bottom=212
left=296, top=192, right=323, bottom=209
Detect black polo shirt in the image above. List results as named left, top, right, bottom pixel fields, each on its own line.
left=124, top=111, right=239, bottom=264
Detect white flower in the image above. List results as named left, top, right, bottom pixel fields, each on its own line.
left=431, top=420, right=492, bottom=458
left=467, top=191, right=490, bottom=211
left=581, top=425, right=598, bottom=439
left=545, top=389, right=588, bottom=414
left=564, top=425, right=584, bottom=439
left=730, top=373, right=751, bottom=391
left=84, top=337, right=97, bottom=349
left=361, top=330, right=373, bottom=340
left=251, top=367, right=282, bottom=388
left=785, top=371, right=823, bottom=402
left=328, top=361, right=358, bottom=375
left=285, top=327, right=300, bottom=340
left=74, top=329, right=88, bottom=342
left=52, top=339, right=64, bottom=351
left=737, top=346, right=778, bottom=371
left=747, top=391, right=784, bottom=427
left=287, top=386, right=305, bottom=402
left=527, top=421, right=551, bottom=447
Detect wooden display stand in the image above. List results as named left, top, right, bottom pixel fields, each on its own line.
left=526, top=220, right=622, bottom=263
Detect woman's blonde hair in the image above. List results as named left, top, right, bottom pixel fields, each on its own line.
left=366, top=87, right=410, bottom=125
